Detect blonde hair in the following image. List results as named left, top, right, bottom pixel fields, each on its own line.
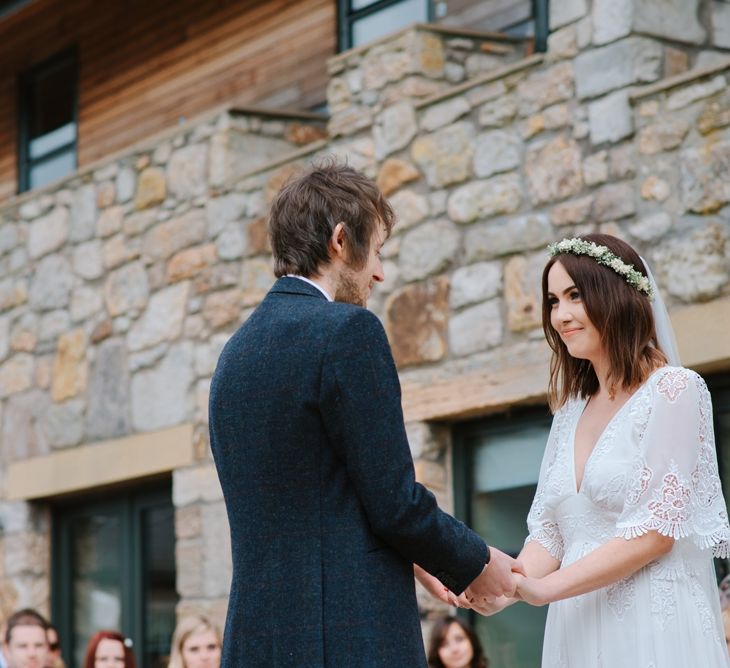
left=168, top=615, right=221, bottom=668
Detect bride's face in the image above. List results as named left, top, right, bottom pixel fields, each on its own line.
left=547, top=261, right=603, bottom=363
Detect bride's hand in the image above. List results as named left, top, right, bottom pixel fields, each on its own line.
left=514, top=573, right=551, bottom=607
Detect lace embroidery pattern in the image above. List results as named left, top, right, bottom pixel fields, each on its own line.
left=647, top=463, right=691, bottom=534
left=689, top=575, right=721, bottom=644
left=625, top=464, right=652, bottom=506
left=649, top=562, right=676, bottom=631
left=657, top=367, right=690, bottom=402
left=606, top=574, right=635, bottom=621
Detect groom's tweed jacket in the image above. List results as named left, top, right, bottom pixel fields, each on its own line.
left=209, top=277, right=487, bottom=667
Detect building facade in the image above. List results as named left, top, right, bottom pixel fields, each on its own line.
left=1, top=1, right=730, bottom=667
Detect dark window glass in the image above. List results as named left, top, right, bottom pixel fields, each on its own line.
left=19, top=50, right=77, bottom=192
left=53, top=483, right=177, bottom=668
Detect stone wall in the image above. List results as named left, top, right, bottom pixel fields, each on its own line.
left=1, top=0, right=730, bottom=633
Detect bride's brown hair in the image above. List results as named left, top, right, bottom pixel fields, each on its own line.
left=541, top=233, right=667, bottom=411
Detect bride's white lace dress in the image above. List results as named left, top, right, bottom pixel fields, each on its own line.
left=527, top=366, right=730, bottom=667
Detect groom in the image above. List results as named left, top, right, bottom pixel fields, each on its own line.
left=209, top=161, right=519, bottom=667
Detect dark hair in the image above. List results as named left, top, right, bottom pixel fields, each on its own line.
left=427, top=617, right=488, bottom=668
left=5, top=608, right=49, bottom=644
left=82, top=631, right=138, bottom=668
left=542, top=233, right=667, bottom=410
left=268, top=159, right=394, bottom=278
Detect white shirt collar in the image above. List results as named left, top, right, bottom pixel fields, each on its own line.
left=285, top=275, right=333, bottom=301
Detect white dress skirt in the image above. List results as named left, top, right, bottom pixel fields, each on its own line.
left=526, top=366, right=730, bottom=668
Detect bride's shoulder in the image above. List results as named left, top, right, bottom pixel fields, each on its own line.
left=648, top=365, right=708, bottom=399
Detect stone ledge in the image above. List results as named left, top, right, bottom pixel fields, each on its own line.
left=673, top=298, right=730, bottom=373
left=327, top=22, right=525, bottom=71
left=630, top=57, right=730, bottom=101
left=414, top=53, right=544, bottom=109
left=4, top=423, right=194, bottom=500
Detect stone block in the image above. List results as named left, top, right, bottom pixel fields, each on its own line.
left=143, top=210, right=207, bottom=262
left=202, top=288, right=244, bottom=329
left=525, top=136, right=583, bottom=205
left=131, top=342, right=194, bottom=431
left=70, top=184, right=98, bottom=242
left=447, top=174, right=522, bottom=224
left=550, top=0, right=588, bottom=29
left=128, top=282, right=190, bottom=352
left=473, top=131, right=522, bottom=179
left=641, top=176, right=671, bottom=202
left=1, top=390, right=51, bottom=461
left=389, top=190, right=429, bottom=231
left=29, top=255, right=74, bottom=311
left=173, top=464, right=224, bottom=507
left=45, top=399, right=84, bottom=448
left=168, top=144, right=209, bottom=199
left=399, top=220, right=460, bottom=282
left=582, top=151, right=609, bottom=186
left=134, top=167, right=167, bottom=210
left=376, top=158, right=421, bottom=196
left=588, top=89, right=633, bottom=145
left=202, top=503, right=232, bottom=597
left=9, top=314, right=36, bottom=355
left=592, top=0, right=632, bottom=45
left=28, top=207, right=69, bottom=260
left=680, top=139, right=730, bottom=213
left=713, top=1, right=730, bottom=48
left=550, top=196, right=594, bottom=226
left=478, top=95, right=518, bottom=128
left=505, top=252, right=546, bottom=332
left=420, top=97, right=470, bottom=132
left=72, top=240, right=104, bottom=281
left=464, top=214, right=553, bottom=262
left=0, top=354, right=34, bottom=398
left=104, top=262, right=150, bottom=317
left=634, top=0, right=705, bottom=45
left=411, top=122, right=475, bottom=188
left=517, top=62, right=574, bottom=115
left=575, top=38, right=662, bottom=99
left=86, top=338, right=131, bottom=441
left=638, top=118, right=690, bottom=155
left=51, top=329, right=88, bottom=402
left=102, top=234, right=141, bottom=269
left=96, top=206, right=124, bottom=238
left=629, top=212, right=672, bottom=242
left=384, top=277, right=449, bottom=368
left=698, top=90, right=730, bottom=135
left=449, top=261, right=502, bottom=309
left=666, top=75, right=726, bottom=111
left=653, top=223, right=729, bottom=301
left=449, top=299, right=502, bottom=356
left=373, top=102, right=418, bottom=160
left=592, top=182, right=636, bottom=221
left=167, top=244, right=218, bottom=283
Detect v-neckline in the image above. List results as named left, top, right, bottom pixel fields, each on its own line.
left=569, top=368, right=661, bottom=495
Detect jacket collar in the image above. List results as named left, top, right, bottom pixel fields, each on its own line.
left=269, top=276, right=330, bottom=301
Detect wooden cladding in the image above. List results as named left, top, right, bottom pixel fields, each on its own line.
left=0, top=0, right=336, bottom=200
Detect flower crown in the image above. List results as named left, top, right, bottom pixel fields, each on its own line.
left=547, top=238, right=654, bottom=298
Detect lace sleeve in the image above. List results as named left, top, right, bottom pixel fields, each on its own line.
left=525, top=408, right=568, bottom=561
left=615, top=367, right=730, bottom=557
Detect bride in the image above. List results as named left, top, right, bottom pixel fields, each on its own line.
left=479, top=234, right=730, bottom=667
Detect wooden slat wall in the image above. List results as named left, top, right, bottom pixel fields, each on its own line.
left=0, top=0, right=336, bottom=200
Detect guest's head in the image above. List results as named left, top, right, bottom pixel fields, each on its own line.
left=82, top=631, right=137, bottom=668
left=268, top=159, right=394, bottom=307
left=167, top=616, right=221, bottom=668
left=3, top=609, right=49, bottom=668
left=427, top=617, right=488, bottom=668
left=44, top=624, right=64, bottom=668
left=542, top=233, right=666, bottom=409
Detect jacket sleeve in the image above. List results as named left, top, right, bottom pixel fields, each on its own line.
left=319, top=307, right=488, bottom=594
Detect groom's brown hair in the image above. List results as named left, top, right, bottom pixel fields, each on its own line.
left=541, top=233, right=668, bottom=410
left=268, top=159, right=394, bottom=278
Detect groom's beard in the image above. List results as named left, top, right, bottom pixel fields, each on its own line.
left=334, top=267, right=368, bottom=307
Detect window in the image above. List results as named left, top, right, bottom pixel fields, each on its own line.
left=453, top=408, right=551, bottom=668
left=338, top=0, right=430, bottom=50
left=18, top=49, right=77, bottom=193
left=52, top=482, right=177, bottom=668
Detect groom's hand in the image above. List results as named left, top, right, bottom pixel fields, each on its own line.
left=464, top=547, right=523, bottom=603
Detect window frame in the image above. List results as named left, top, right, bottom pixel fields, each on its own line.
left=51, top=479, right=176, bottom=668
left=17, top=47, right=78, bottom=194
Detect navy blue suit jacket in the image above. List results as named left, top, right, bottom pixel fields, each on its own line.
left=209, top=277, right=487, bottom=667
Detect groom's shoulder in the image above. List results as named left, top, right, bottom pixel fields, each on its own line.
left=326, top=301, right=385, bottom=333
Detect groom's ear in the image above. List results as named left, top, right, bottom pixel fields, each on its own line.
left=329, top=222, right=348, bottom=261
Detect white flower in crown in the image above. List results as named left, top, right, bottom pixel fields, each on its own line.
left=547, top=237, right=654, bottom=299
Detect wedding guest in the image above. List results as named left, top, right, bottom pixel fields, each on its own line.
left=45, top=625, right=65, bottom=668
left=2, top=609, right=49, bottom=668
left=82, top=631, right=137, bottom=668
left=427, top=617, right=488, bottom=668
left=167, top=616, right=221, bottom=668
